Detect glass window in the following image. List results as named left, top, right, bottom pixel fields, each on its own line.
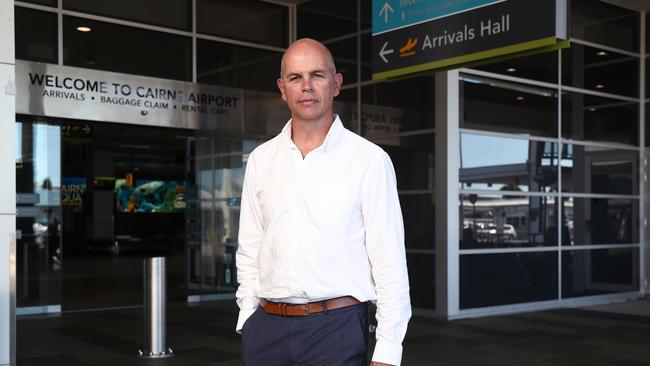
left=471, top=50, right=559, bottom=84
left=460, top=252, right=558, bottom=309
left=327, top=36, right=358, bottom=85
left=63, top=16, right=192, bottom=81
left=197, top=39, right=282, bottom=93
left=562, top=92, right=638, bottom=145
left=15, top=7, right=58, bottom=63
left=15, top=119, right=62, bottom=308
left=460, top=77, right=558, bottom=138
left=297, top=0, right=357, bottom=41
left=561, top=145, right=638, bottom=195
left=361, top=32, right=372, bottom=81
left=19, top=0, right=57, bottom=6
left=334, top=88, right=358, bottom=132
left=562, top=44, right=639, bottom=98
left=460, top=194, right=558, bottom=249
left=361, top=76, right=436, bottom=136
left=189, top=136, right=261, bottom=295
left=400, top=194, right=434, bottom=250
left=562, top=197, right=639, bottom=246
left=460, top=134, right=558, bottom=192
left=562, top=248, right=639, bottom=298
left=197, top=0, right=288, bottom=48
left=571, top=0, right=639, bottom=53
left=64, top=0, right=191, bottom=30
left=370, top=134, right=434, bottom=191
left=407, top=253, right=435, bottom=309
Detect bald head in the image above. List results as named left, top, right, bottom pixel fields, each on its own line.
left=280, top=38, right=337, bottom=78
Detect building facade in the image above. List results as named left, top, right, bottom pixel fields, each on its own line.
left=1, top=0, right=650, bottom=364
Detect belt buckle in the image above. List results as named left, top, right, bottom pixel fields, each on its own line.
left=303, top=304, right=310, bottom=316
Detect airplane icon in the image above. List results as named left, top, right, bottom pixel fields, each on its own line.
left=400, top=37, right=417, bottom=57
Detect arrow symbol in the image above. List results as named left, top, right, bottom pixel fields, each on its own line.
left=379, top=2, right=394, bottom=24
left=379, top=41, right=394, bottom=63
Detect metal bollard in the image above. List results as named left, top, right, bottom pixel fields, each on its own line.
left=138, top=257, right=174, bottom=358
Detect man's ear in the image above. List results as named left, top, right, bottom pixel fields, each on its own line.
left=333, top=72, right=343, bottom=97
left=277, top=78, right=287, bottom=102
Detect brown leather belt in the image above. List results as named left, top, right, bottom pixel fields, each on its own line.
left=260, top=296, right=361, bottom=316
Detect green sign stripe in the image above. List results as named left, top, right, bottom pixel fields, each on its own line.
left=372, top=36, right=561, bottom=80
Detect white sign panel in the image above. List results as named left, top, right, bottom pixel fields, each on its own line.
left=16, top=61, right=244, bottom=131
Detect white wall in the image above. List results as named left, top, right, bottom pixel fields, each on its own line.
left=0, top=0, right=16, bottom=365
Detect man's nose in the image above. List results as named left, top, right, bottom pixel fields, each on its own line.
left=301, top=78, right=313, bottom=92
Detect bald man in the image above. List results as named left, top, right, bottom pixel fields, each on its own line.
left=236, top=38, right=411, bottom=366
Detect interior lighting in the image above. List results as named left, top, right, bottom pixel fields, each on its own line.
left=76, top=26, right=92, bottom=32
left=596, top=51, right=608, bottom=56
left=506, top=67, right=517, bottom=73
left=589, top=108, right=597, bottom=112
left=516, top=96, right=525, bottom=101
left=594, top=84, right=605, bottom=89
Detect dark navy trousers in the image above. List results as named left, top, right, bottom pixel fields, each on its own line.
left=241, top=302, right=369, bottom=366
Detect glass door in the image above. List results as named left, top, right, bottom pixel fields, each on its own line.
left=15, top=119, right=62, bottom=312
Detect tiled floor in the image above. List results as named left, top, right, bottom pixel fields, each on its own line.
left=17, top=298, right=650, bottom=365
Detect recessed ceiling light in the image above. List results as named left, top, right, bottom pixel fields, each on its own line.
left=589, top=108, right=597, bottom=112
left=516, top=96, right=525, bottom=101
left=76, top=26, right=92, bottom=32
left=595, top=84, right=605, bottom=89
left=596, top=51, right=608, bottom=56
left=506, top=67, right=517, bottom=73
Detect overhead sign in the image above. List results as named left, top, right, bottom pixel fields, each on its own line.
left=372, top=0, right=568, bottom=80
left=16, top=61, right=244, bottom=131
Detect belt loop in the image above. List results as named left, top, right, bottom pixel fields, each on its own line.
left=323, top=300, right=329, bottom=315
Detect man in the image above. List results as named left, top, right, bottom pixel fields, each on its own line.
left=236, top=38, right=411, bottom=366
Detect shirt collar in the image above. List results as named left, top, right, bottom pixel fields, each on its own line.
left=281, top=115, right=344, bottom=152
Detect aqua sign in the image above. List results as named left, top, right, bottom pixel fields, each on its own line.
left=372, top=0, right=568, bottom=80
left=373, top=0, right=502, bottom=35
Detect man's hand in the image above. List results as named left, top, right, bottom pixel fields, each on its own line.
left=370, top=362, right=393, bottom=366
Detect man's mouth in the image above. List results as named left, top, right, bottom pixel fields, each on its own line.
left=299, top=98, right=318, bottom=105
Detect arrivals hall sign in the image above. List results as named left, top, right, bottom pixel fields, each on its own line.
left=372, top=0, right=568, bottom=79
left=16, top=61, right=243, bottom=130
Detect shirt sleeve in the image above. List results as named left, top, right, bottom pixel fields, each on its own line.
left=235, top=151, right=264, bottom=333
left=361, top=151, right=412, bottom=366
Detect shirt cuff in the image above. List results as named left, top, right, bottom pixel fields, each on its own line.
left=235, top=306, right=257, bottom=334
left=371, top=339, right=403, bottom=366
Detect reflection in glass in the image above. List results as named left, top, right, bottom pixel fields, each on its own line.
left=562, top=92, right=638, bottom=145
left=197, top=40, right=282, bottom=93
left=197, top=0, right=288, bottom=47
left=399, top=194, right=434, bottom=250
left=460, top=77, right=558, bottom=137
left=571, top=0, right=639, bottom=52
left=371, top=134, right=434, bottom=191
left=297, top=0, right=357, bottom=41
left=562, top=44, right=639, bottom=98
left=460, top=134, right=557, bottom=192
left=15, top=7, right=58, bottom=63
left=561, top=145, right=638, bottom=195
left=460, top=194, right=557, bottom=249
left=460, top=252, right=558, bottom=309
left=188, top=137, right=261, bottom=295
left=407, top=253, right=434, bottom=309
left=360, top=76, right=435, bottom=136
left=327, top=36, right=358, bottom=84
left=562, top=197, right=638, bottom=246
left=64, top=0, right=191, bottom=30
left=471, top=50, right=558, bottom=83
left=562, top=248, right=639, bottom=298
left=16, top=122, right=62, bottom=308
left=64, top=16, right=192, bottom=81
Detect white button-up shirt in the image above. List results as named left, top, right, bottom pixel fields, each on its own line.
left=236, top=116, right=411, bottom=365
